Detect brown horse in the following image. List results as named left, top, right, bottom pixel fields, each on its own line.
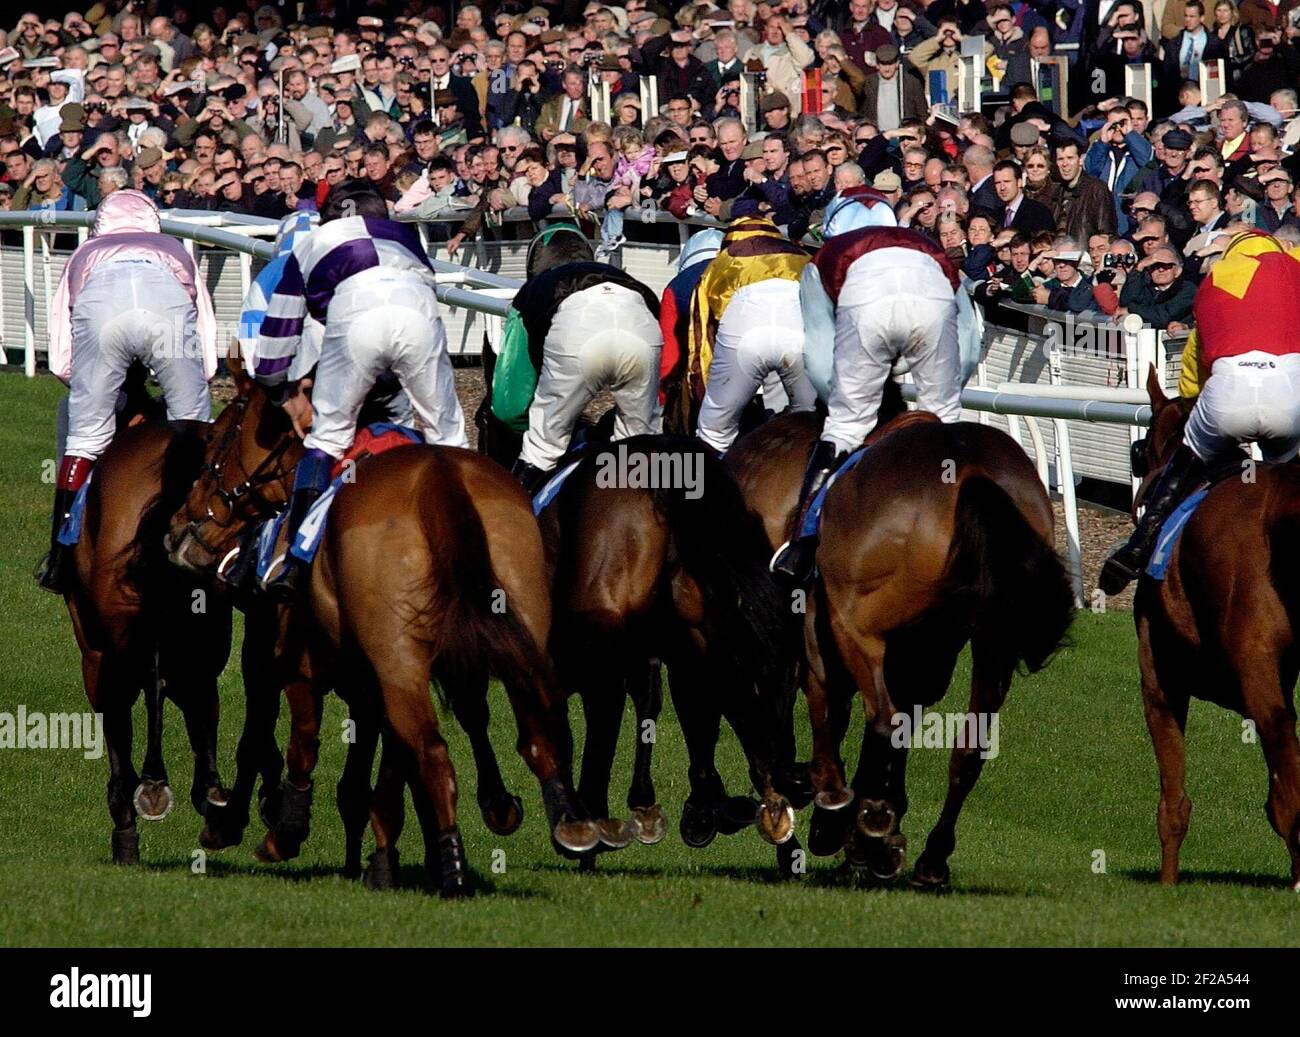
left=1131, top=367, right=1300, bottom=888
left=727, top=407, right=1073, bottom=885
left=478, top=232, right=806, bottom=865
left=58, top=411, right=234, bottom=865
left=167, top=357, right=598, bottom=895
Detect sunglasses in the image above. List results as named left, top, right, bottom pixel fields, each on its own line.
left=1147, top=261, right=1176, bottom=272
left=1130, top=206, right=1155, bottom=217
left=854, top=136, right=871, bottom=145
left=1133, top=235, right=1158, bottom=246
left=502, top=144, right=521, bottom=152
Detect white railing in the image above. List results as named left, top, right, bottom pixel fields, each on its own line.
left=0, top=209, right=1157, bottom=604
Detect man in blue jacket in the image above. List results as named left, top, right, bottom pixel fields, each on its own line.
left=1085, top=104, right=1154, bottom=234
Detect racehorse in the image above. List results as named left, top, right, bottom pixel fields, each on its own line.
left=727, top=405, right=1073, bottom=886
left=1130, top=368, right=1300, bottom=888
left=54, top=374, right=234, bottom=866
left=477, top=229, right=805, bottom=867
left=167, top=355, right=599, bottom=896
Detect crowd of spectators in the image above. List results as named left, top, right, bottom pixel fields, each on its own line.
left=4, top=0, right=1300, bottom=334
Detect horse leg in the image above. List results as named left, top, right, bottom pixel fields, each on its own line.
left=912, top=637, right=1013, bottom=888
left=845, top=724, right=911, bottom=881
left=255, top=678, right=321, bottom=864
left=666, top=656, right=736, bottom=848
left=576, top=672, right=635, bottom=863
left=382, top=680, right=472, bottom=899
left=498, top=675, right=601, bottom=856
left=201, top=612, right=283, bottom=850
left=337, top=705, right=380, bottom=880
left=449, top=668, right=523, bottom=836
left=804, top=600, right=853, bottom=812
left=626, top=660, right=668, bottom=844
left=1138, top=621, right=1192, bottom=885
left=1241, top=670, right=1300, bottom=890
left=133, top=648, right=174, bottom=823
left=365, top=735, right=407, bottom=891
left=98, top=673, right=143, bottom=865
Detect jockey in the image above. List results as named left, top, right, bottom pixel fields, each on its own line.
left=244, top=210, right=413, bottom=427
left=658, top=228, right=724, bottom=431
left=770, top=221, right=964, bottom=584
left=37, top=189, right=217, bottom=593
left=688, top=216, right=815, bottom=455
left=1099, top=230, right=1300, bottom=593
left=257, top=179, right=468, bottom=598
left=509, top=262, right=664, bottom=494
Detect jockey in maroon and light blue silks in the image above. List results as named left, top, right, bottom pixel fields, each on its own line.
left=771, top=222, right=965, bottom=585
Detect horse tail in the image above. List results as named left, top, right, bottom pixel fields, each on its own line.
left=946, top=474, right=1074, bottom=675
left=416, top=456, right=557, bottom=711
left=654, top=444, right=794, bottom=688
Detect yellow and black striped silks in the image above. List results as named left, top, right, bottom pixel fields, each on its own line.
left=685, top=217, right=810, bottom=404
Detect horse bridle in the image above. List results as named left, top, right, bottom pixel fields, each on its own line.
left=182, top=393, right=298, bottom=557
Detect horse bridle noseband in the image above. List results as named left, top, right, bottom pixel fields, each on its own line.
left=182, top=394, right=297, bottom=557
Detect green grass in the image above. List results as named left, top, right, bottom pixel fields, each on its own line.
left=0, top=371, right=1296, bottom=947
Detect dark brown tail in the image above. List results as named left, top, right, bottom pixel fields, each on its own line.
left=418, top=455, right=559, bottom=711
left=946, top=474, right=1074, bottom=675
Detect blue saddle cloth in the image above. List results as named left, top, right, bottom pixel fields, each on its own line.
left=1145, top=487, right=1210, bottom=581
left=799, top=446, right=869, bottom=539
left=56, top=472, right=94, bottom=547
left=531, top=458, right=584, bottom=516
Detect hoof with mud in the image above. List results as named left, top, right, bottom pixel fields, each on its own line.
left=134, top=779, right=174, bottom=822
left=757, top=794, right=796, bottom=846
left=596, top=818, right=635, bottom=849
left=813, top=786, right=853, bottom=811
left=856, top=798, right=896, bottom=838
left=552, top=818, right=601, bottom=855
left=479, top=792, right=524, bottom=837
left=629, top=804, right=668, bottom=844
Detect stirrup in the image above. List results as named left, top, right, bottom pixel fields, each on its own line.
left=770, top=535, right=817, bottom=583
left=264, top=556, right=310, bottom=602
left=1098, top=548, right=1143, bottom=595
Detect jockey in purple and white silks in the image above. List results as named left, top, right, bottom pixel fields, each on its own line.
left=256, top=180, right=467, bottom=598
left=37, top=189, right=217, bottom=594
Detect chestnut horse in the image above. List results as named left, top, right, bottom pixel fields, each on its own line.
left=728, top=408, right=1073, bottom=885
left=57, top=408, right=234, bottom=866
left=167, top=357, right=598, bottom=895
left=1131, top=368, right=1300, bottom=888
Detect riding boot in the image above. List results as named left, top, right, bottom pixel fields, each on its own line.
left=36, top=456, right=95, bottom=595
left=770, top=439, right=845, bottom=584
left=264, top=448, right=333, bottom=601
left=1099, top=443, right=1204, bottom=595
left=511, top=457, right=552, bottom=497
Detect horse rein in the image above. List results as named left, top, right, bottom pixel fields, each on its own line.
left=182, top=393, right=298, bottom=556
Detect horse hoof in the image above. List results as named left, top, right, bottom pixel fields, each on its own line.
left=756, top=795, right=796, bottom=846
left=910, top=857, right=950, bottom=890
left=849, top=831, right=907, bottom=880
left=716, top=796, right=761, bottom=835
left=857, top=798, right=896, bottom=838
left=205, top=787, right=230, bottom=809
left=199, top=820, right=246, bottom=851
left=807, top=804, right=853, bottom=857
left=552, top=818, right=601, bottom=854
left=679, top=801, right=718, bottom=849
left=629, top=804, right=668, bottom=845
left=111, top=828, right=140, bottom=866
left=254, top=831, right=300, bottom=864
left=480, top=793, right=524, bottom=837
left=365, top=848, right=400, bottom=891
left=133, top=780, right=174, bottom=822
left=813, top=787, right=853, bottom=811
left=440, top=874, right=475, bottom=900
left=597, top=818, right=635, bottom=849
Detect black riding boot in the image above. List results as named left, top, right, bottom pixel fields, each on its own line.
left=1099, top=443, right=1204, bottom=595
left=264, top=486, right=325, bottom=601
left=770, top=439, right=845, bottom=584
left=511, top=457, right=552, bottom=497
left=35, top=487, right=78, bottom=595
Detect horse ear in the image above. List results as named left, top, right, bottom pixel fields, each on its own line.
left=227, top=341, right=253, bottom=394
left=1145, top=363, right=1167, bottom=412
